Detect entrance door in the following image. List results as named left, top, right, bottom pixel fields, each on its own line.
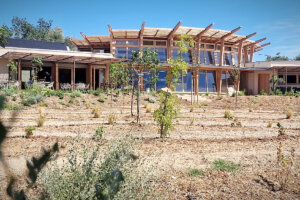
left=258, top=74, right=270, bottom=93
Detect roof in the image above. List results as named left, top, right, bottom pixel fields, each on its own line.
left=0, top=47, right=125, bottom=65
left=5, top=38, right=67, bottom=51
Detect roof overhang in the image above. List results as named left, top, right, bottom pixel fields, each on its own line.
left=0, top=47, right=126, bottom=65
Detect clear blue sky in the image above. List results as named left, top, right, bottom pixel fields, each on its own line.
left=1, top=0, right=300, bottom=61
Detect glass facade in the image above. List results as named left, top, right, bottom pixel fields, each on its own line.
left=216, top=52, right=220, bottom=65
left=221, top=72, right=230, bottom=93
left=183, top=71, right=192, bottom=92
left=116, top=40, right=126, bottom=45
left=116, top=47, right=126, bottom=58
left=172, top=49, right=193, bottom=63
left=198, top=71, right=206, bottom=92
left=156, top=69, right=168, bottom=90
left=156, top=48, right=167, bottom=62
left=128, top=47, right=139, bottom=59
left=207, top=70, right=216, bottom=92
left=233, top=54, right=238, bottom=65
left=224, top=53, right=233, bottom=65
left=199, top=51, right=205, bottom=64
left=205, top=51, right=215, bottom=64
left=128, top=40, right=138, bottom=45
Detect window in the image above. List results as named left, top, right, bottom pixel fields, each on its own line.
left=216, top=45, right=221, bottom=50
left=225, top=46, right=232, bottom=51
left=173, top=49, right=179, bottom=59
left=205, top=51, right=215, bottom=64
left=156, top=69, right=168, bottom=90
left=216, top=52, right=220, bottom=64
left=156, top=48, right=167, bottom=62
left=233, top=54, right=239, bottom=65
left=233, top=48, right=238, bottom=52
left=116, top=40, right=126, bottom=45
left=221, top=72, right=230, bottom=93
left=207, top=70, right=216, bottom=92
left=224, top=53, right=233, bottom=65
left=143, top=40, right=154, bottom=46
left=206, top=44, right=215, bottom=49
left=128, top=40, right=138, bottom=45
left=198, top=70, right=206, bottom=92
left=128, top=47, right=139, bottom=59
left=156, top=41, right=167, bottom=46
left=199, top=50, right=205, bottom=64
left=200, top=44, right=204, bottom=48
left=182, top=50, right=193, bottom=63
left=183, top=71, right=192, bottom=92
left=116, top=47, right=126, bottom=58
left=287, top=75, right=297, bottom=84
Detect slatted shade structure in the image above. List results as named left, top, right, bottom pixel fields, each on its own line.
left=0, top=48, right=123, bottom=65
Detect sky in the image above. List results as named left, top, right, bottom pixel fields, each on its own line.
left=0, top=0, right=300, bottom=61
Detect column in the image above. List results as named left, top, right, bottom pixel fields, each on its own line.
left=216, top=70, right=222, bottom=94
left=18, top=59, right=21, bottom=90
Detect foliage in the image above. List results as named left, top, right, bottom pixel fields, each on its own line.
left=108, top=114, right=116, bottom=125
left=31, top=57, right=43, bottom=82
left=37, top=115, right=45, bottom=127
left=266, top=52, right=289, bottom=61
left=229, top=66, right=240, bottom=107
left=70, top=90, right=82, bottom=98
left=109, top=62, right=130, bottom=89
left=211, top=159, right=239, bottom=172
left=252, top=98, right=259, bottom=104
left=22, top=94, right=44, bottom=106
left=93, top=126, right=104, bottom=141
left=0, top=25, right=12, bottom=47
left=269, top=75, right=284, bottom=92
left=5, top=104, right=21, bottom=110
left=144, top=97, right=155, bottom=103
left=25, top=126, right=35, bottom=138
left=39, top=137, right=156, bottom=200
left=295, top=54, right=300, bottom=61
left=259, top=89, right=267, bottom=95
left=154, top=91, right=179, bottom=138
left=224, top=109, right=234, bottom=120
left=188, top=168, right=204, bottom=177
left=275, top=89, right=283, bottom=96
left=166, top=58, right=188, bottom=89
left=98, top=97, right=105, bottom=103
left=286, top=109, right=293, bottom=119
left=92, top=107, right=101, bottom=118
left=276, top=142, right=295, bottom=190
left=7, top=59, right=18, bottom=81
left=277, top=123, right=286, bottom=136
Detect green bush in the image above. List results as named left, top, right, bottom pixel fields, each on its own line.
left=98, top=97, right=105, bottom=103
left=144, top=97, right=155, bottom=103
left=224, top=109, right=234, bottom=120
left=93, top=126, right=104, bottom=141
left=39, top=137, right=157, bottom=200
left=260, top=89, right=267, bottom=95
left=275, top=89, right=283, bottom=96
left=5, top=104, right=21, bottom=110
left=70, top=90, right=82, bottom=98
left=211, top=159, right=239, bottom=172
left=25, top=126, right=35, bottom=138
left=238, top=89, right=246, bottom=96
left=12, top=96, right=17, bottom=101
left=188, top=168, right=204, bottom=177
left=93, top=90, right=103, bottom=96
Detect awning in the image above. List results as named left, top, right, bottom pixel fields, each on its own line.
left=0, top=47, right=126, bottom=65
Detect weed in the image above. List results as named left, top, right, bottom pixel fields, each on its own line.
left=216, top=96, right=223, bottom=100
left=12, top=96, right=17, bottom=101
left=190, top=106, right=194, bottom=112
left=211, top=159, right=239, bottom=172
left=98, top=97, right=105, bottom=103
left=92, top=107, right=101, bottom=118
left=224, top=109, right=234, bottom=120
left=200, top=102, right=209, bottom=106
left=86, top=102, right=91, bottom=109
left=93, top=126, right=104, bottom=141
left=188, top=168, right=204, bottom=177
left=39, top=101, right=48, bottom=107
left=277, top=123, right=286, bottom=136
left=238, top=90, right=246, bottom=96
left=25, top=126, right=35, bottom=138
left=108, top=113, right=116, bottom=125
left=70, top=90, right=82, bottom=98
left=144, top=97, right=155, bottom=103
left=267, top=121, right=273, bottom=128
left=145, top=103, right=152, bottom=113
left=5, top=104, right=21, bottom=110
left=252, top=99, right=259, bottom=104
left=68, top=98, right=74, bottom=104
left=260, top=89, right=267, bottom=95
left=286, top=109, right=293, bottom=119
left=59, top=100, right=66, bottom=106
left=113, top=98, right=118, bottom=102
left=37, top=115, right=45, bottom=127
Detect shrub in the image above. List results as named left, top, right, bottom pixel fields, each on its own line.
left=93, top=90, right=102, bottom=96
left=286, top=109, right=293, bottom=119
left=98, top=97, right=105, bottom=103
left=267, top=121, right=273, bottom=128
left=224, top=109, right=234, bottom=120
left=252, top=99, right=259, bottom=104
left=211, top=159, right=239, bottom=172
left=188, top=168, right=204, bottom=177
left=108, top=113, right=116, bottom=125
left=275, top=89, right=283, bottom=96
left=5, top=104, right=21, bottom=110
left=12, top=96, right=17, bottom=101
left=27, top=95, right=38, bottom=105
left=38, top=137, right=157, bottom=200
left=68, top=98, right=74, bottom=104
left=70, top=90, right=82, bottom=98
left=25, top=126, right=35, bottom=138
left=277, top=123, right=286, bottom=136
left=144, top=97, right=155, bottom=103
left=238, top=89, right=246, bottom=96
left=205, top=92, right=209, bottom=96
left=37, top=115, right=45, bottom=127
left=200, top=102, right=208, bottom=106
left=260, top=89, right=267, bottom=95
left=93, top=126, right=104, bottom=141
left=154, top=91, right=179, bottom=138
left=145, top=103, right=152, bottom=113
left=93, top=107, right=101, bottom=118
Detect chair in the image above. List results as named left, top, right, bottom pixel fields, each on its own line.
left=46, top=82, right=54, bottom=90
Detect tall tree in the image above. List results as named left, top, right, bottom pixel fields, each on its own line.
left=266, top=52, right=289, bottom=61
left=0, top=26, right=12, bottom=48
left=295, top=54, right=300, bottom=61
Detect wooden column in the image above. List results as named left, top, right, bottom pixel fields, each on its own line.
left=105, top=63, right=110, bottom=89
left=93, top=67, right=96, bottom=90
left=98, top=69, right=101, bottom=89
left=219, top=39, right=224, bottom=66
left=216, top=70, right=222, bottom=94
left=18, top=59, right=21, bottom=90
left=237, top=42, right=243, bottom=67
left=71, top=67, right=74, bottom=91
left=87, top=64, right=93, bottom=89
left=54, top=62, right=59, bottom=90
left=243, top=46, right=249, bottom=63
left=195, top=68, right=199, bottom=95
left=249, top=45, right=254, bottom=62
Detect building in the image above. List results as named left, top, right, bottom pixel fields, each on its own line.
left=1, top=22, right=299, bottom=94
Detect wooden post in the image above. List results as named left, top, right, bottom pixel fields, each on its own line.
left=249, top=45, right=254, bottom=62
left=71, top=67, right=74, bottom=91
left=238, top=42, right=243, bottom=67
left=98, top=69, right=101, bottom=89
left=195, top=68, right=199, bottom=103
left=243, top=46, right=249, bottom=63
left=87, top=64, right=93, bottom=89
left=105, top=63, right=110, bottom=89
left=54, top=62, right=59, bottom=90
left=219, top=39, right=224, bottom=66
left=18, top=59, right=21, bottom=90
left=216, top=70, right=222, bottom=94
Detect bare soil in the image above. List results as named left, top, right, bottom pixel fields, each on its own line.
left=0, top=93, right=300, bottom=199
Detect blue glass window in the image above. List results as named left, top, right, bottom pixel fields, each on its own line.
left=233, top=54, right=238, bottom=66
left=182, top=50, right=193, bottom=63
left=175, top=71, right=183, bottom=92
left=221, top=72, right=230, bottom=93
left=205, top=51, right=215, bottom=64
left=207, top=70, right=216, bottom=92
left=156, top=69, right=168, bottom=90
left=172, top=49, right=179, bottom=59
left=183, top=71, right=192, bottom=92
left=200, top=51, right=205, bottom=64
left=156, top=48, right=167, bottom=62
left=128, top=47, right=139, bottom=59
left=216, top=52, right=220, bottom=65
left=198, top=71, right=206, bottom=92
left=128, top=40, right=138, bottom=45
left=116, top=47, right=126, bottom=58
left=116, top=40, right=126, bottom=45
left=224, top=53, right=233, bottom=65
left=143, top=71, right=154, bottom=89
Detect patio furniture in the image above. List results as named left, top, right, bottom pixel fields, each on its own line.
left=75, top=83, right=86, bottom=90
left=46, top=82, right=54, bottom=90
left=60, top=83, right=72, bottom=90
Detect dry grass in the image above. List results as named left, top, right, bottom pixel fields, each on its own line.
left=145, top=103, right=152, bottom=113
left=286, top=109, right=293, bottom=119
left=92, top=107, right=101, bottom=118
left=108, top=113, right=116, bottom=125
left=37, top=115, right=45, bottom=127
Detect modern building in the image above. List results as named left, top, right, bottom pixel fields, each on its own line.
left=1, top=22, right=299, bottom=94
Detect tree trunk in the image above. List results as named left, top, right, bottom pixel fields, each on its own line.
left=131, top=80, right=134, bottom=116
left=137, top=75, right=140, bottom=123
left=235, top=85, right=238, bottom=109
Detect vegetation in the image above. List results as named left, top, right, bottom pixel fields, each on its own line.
left=270, top=75, right=284, bottom=93
left=286, top=108, right=293, bottom=119
left=154, top=91, right=179, bottom=138
left=92, top=107, right=101, bottom=118
left=7, top=59, right=18, bottom=81
left=108, top=113, right=116, bottom=125
left=229, top=66, right=240, bottom=108
left=37, top=115, right=45, bottom=127
left=224, top=109, right=234, bottom=120
left=93, top=126, right=104, bottom=141
left=277, top=123, right=286, bottom=136
left=188, top=168, right=204, bottom=177
left=25, top=126, right=35, bottom=138
left=266, top=52, right=289, bottom=61
left=211, top=159, right=239, bottom=172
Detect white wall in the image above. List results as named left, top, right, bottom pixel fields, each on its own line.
left=0, top=58, right=9, bottom=83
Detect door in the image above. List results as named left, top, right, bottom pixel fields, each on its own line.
left=258, top=74, right=270, bottom=93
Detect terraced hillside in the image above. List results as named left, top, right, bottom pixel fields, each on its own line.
left=0, top=92, right=300, bottom=199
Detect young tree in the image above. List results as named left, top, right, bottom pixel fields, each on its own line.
left=31, top=57, right=43, bottom=82
left=7, top=59, right=17, bottom=81
left=167, top=34, right=195, bottom=90
left=0, top=26, right=11, bottom=48
left=270, top=75, right=284, bottom=93
left=229, top=66, right=240, bottom=108
left=129, top=48, right=160, bottom=123
left=154, top=91, right=179, bottom=138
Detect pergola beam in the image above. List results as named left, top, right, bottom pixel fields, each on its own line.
left=139, top=22, right=145, bottom=38
left=195, top=23, right=214, bottom=39
left=257, top=42, right=271, bottom=49
left=107, top=25, right=114, bottom=38
left=81, top=32, right=93, bottom=51
left=56, top=56, right=74, bottom=62
left=244, top=37, right=266, bottom=48
left=167, top=21, right=182, bottom=40
left=232, top=32, right=257, bottom=45
left=221, top=26, right=242, bottom=40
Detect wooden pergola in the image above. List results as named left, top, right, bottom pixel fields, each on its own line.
left=0, top=48, right=124, bottom=90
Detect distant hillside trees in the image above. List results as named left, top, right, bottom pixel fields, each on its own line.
left=1, top=17, right=75, bottom=50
